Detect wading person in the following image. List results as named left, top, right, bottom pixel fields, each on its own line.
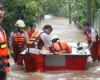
left=9, top=20, right=29, bottom=65
left=83, top=21, right=98, bottom=62
left=27, top=23, right=42, bottom=48
left=0, top=2, right=10, bottom=80
left=26, top=25, right=55, bottom=72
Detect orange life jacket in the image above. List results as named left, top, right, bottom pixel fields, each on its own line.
left=0, top=29, right=10, bottom=74
left=12, top=32, right=26, bottom=48
left=27, top=28, right=35, bottom=38
left=0, top=29, right=9, bottom=56
left=52, top=41, right=72, bottom=53
left=28, top=31, right=44, bottom=49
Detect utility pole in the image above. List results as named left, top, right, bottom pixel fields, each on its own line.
left=65, top=0, right=73, bottom=24
left=68, top=2, right=72, bottom=24
left=86, top=0, right=91, bottom=26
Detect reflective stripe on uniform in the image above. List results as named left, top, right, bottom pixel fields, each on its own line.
left=13, top=33, right=26, bottom=47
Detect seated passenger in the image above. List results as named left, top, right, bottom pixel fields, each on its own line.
left=51, top=35, right=72, bottom=54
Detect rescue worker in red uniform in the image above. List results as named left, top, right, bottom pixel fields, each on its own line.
left=0, top=2, right=10, bottom=80
left=24, top=23, right=43, bottom=72
left=27, top=23, right=43, bottom=49
left=51, top=35, right=72, bottom=54
left=26, top=25, right=54, bottom=72
left=96, top=38, right=100, bottom=61
left=9, top=20, right=29, bottom=65
left=28, top=25, right=54, bottom=52
left=83, top=22, right=98, bottom=62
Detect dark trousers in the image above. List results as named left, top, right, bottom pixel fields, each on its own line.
left=13, top=48, right=24, bottom=65
left=91, top=42, right=98, bottom=61
left=88, top=40, right=98, bottom=61
left=0, top=57, right=6, bottom=80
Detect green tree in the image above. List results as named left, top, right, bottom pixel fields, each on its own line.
left=3, top=0, right=43, bottom=34
left=2, top=0, right=100, bottom=34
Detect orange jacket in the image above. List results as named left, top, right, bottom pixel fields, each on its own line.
left=52, top=41, right=72, bottom=53
left=12, top=32, right=26, bottom=48
left=0, top=28, right=10, bottom=74
left=28, top=31, right=43, bottom=49
left=0, top=29, right=9, bottom=56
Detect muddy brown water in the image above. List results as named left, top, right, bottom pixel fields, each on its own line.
left=7, top=17, right=100, bottom=80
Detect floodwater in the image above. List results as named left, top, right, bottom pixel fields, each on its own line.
left=38, top=17, right=85, bottom=42
left=7, top=17, right=100, bottom=80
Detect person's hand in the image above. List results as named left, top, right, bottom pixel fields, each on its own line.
left=88, top=46, right=91, bottom=50
left=49, top=47, right=56, bottom=55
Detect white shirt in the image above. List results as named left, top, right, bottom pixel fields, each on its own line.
left=40, top=32, right=52, bottom=48
left=91, top=27, right=97, bottom=41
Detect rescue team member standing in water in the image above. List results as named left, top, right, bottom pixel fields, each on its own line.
left=27, top=25, right=55, bottom=72
left=83, top=21, right=98, bottom=62
left=27, top=23, right=43, bottom=49
left=0, top=2, right=10, bottom=80
left=28, top=24, right=54, bottom=51
left=9, top=20, right=29, bottom=65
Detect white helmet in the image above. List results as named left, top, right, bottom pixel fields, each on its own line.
left=15, top=20, right=25, bottom=28
left=51, top=35, right=59, bottom=41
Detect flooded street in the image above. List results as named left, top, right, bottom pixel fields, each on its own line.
left=39, top=17, right=85, bottom=42
left=8, top=17, right=100, bottom=80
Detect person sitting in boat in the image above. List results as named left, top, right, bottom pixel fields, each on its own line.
left=51, top=35, right=72, bottom=54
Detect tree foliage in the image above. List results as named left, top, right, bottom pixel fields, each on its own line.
left=2, top=0, right=100, bottom=34
left=3, top=0, right=43, bottom=34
